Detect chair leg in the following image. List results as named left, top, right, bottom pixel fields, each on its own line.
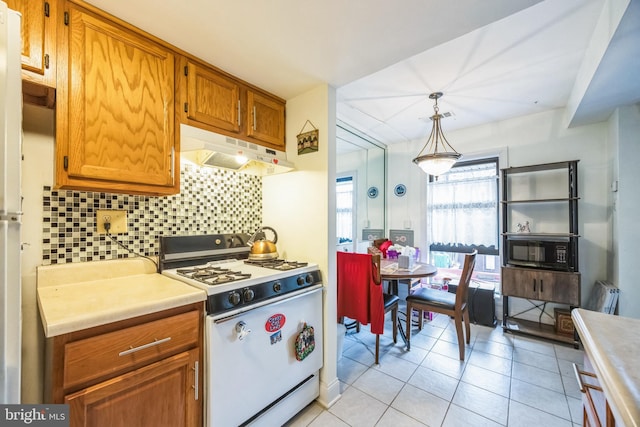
left=406, top=303, right=412, bottom=351
left=417, top=309, right=423, bottom=330
left=392, top=306, right=398, bottom=344
left=454, top=314, right=465, bottom=360
left=464, top=307, right=471, bottom=345
left=375, top=334, right=380, bottom=364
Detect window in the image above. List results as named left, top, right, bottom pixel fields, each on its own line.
left=336, top=176, right=355, bottom=245
left=426, top=158, right=500, bottom=289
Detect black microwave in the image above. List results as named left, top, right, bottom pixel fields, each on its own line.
left=506, top=238, right=574, bottom=271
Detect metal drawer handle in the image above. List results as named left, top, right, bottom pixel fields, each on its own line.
left=573, top=363, right=585, bottom=392
left=119, top=337, right=172, bottom=356
left=573, top=363, right=601, bottom=393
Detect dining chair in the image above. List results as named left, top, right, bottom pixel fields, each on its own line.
left=405, top=250, right=477, bottom=360
left=337, top=252, right=400, bottom=364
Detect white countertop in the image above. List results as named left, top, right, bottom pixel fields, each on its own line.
left=572, top=308, right=640, bottom=427
left=37, top=258, right=206, bottom=337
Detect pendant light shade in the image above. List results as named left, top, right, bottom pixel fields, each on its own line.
left=412, top=92, right=461, bottom=176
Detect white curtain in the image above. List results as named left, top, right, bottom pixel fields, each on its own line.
left=336, top=178, right=353, bottom=242
left=427, top=161, right=498, bottom=252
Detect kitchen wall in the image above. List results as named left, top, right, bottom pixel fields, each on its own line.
left=21, top=103, right=264, bottom=402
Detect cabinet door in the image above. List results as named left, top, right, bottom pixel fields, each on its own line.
left=246, top=90, right=285, bottom=149
left=501, top=267, right=539, bottom=299
left=56, top=4, right=178, bottom=195
left=182, top=59, right=241, bottom=133
left=540, top=270, right=580, bottom=305
left=66, top=349, right=200, bottom=427
left=6, top=0, right=56, bottom=87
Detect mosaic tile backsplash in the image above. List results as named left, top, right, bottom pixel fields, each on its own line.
left=42, top=163, right=262, bottom=265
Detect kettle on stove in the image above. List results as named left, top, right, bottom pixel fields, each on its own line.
left=247, top=226, right=278, bottom=260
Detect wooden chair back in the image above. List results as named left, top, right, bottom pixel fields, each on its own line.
left=454, top=250, right=477, bottom=312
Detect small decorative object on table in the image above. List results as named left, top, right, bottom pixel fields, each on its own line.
left=516, top=221, right=531, bottom=233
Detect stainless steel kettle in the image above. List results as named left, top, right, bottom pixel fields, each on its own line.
left=247, top=226, right=278, bottom=260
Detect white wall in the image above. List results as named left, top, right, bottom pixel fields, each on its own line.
left=262, top=84, right=341, bottom=407
left=387, top=108, right=611, bottom=321
left=611, top=104, right=640, bottom=318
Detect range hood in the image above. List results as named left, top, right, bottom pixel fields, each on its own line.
left=180, top=124, right=294, bottom=176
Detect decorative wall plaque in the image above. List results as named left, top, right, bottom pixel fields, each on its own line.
left=297, top=120, right=319, bottom=155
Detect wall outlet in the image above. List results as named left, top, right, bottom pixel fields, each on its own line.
left=96, top=210, right=127, bottom=234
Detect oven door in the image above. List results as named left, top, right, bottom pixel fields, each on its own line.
left=206, top=286, right=323, bottom=426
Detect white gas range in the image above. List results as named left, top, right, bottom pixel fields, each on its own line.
left=159, top=234, right=324, bottom=427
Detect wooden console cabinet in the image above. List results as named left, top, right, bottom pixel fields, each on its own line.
left=46, top=303, right=203, bottom=427
left=501, top=161, right=581, bottom=346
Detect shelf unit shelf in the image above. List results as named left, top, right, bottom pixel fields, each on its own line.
left=503, top=318, right=576, bottom=345
left=501, top=160, right=581, bottom=347
left=501, top=197, right=580, bottom=204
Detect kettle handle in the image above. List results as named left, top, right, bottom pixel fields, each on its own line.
left=247, top=226, right=278, bottom=246
left=260, top=226, right=278, bottom=244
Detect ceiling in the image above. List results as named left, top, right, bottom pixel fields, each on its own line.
left=85, top=0, right=640, bottom=147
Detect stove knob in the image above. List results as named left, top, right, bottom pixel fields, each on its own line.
left=305, top=274, right=314, bottom=284
left=273, top=282, right=282, bottom=292
left=243, top=288, right=255, bottom=302
left=297, top=276, right=305, bottom=286
left=228, top=291, right=241, bottom=306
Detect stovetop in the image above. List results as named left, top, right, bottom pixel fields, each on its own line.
left=159, top=234, right=322, bottom=316
left=163, top=259, right=319, bottom=294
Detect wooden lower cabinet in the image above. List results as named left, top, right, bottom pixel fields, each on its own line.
left=577, top=355, right=616, bottom=427
left=66, top=349, right=199, bottom=427
left=47, top=303, right=203, bottom=427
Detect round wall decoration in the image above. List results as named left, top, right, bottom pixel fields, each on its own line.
left=367, top=187, right=379, bottom=198
left=394, top=184, right=407, bottom=197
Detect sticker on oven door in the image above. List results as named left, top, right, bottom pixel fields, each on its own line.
left=270, top=331, right=282, bottom=345
left=265, top=313, right=286, bottom=333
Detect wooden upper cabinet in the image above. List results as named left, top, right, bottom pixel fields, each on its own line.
left=247, top=90, right=285, bottom=150
left=7, top=0, right=57, bottom=86
left=177, top=56, right=286, bottom=151
left=181, top=58, right=241, bottom=134
left=56, top=2, right=178, bottom=195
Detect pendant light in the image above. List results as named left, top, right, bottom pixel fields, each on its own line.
left=412, top=92, right=461, bottom=176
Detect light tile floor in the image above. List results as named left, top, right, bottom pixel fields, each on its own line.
left=286, top=311, right=584, bottom=427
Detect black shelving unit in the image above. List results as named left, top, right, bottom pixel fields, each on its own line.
left=501, top=160, right=581, bottom=347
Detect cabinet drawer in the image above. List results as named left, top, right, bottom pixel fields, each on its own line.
left=63, top=310, right=199, bottom=390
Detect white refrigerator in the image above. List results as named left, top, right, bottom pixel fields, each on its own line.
left=0, top=0, right=22, bottom=404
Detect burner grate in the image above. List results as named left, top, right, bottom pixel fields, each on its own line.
left=244, top=259, right=309, bottom=271
left=176, top=266, right=251, bottom=284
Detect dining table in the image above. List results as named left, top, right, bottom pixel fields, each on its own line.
left=379, top=258, right=438, bottom=344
